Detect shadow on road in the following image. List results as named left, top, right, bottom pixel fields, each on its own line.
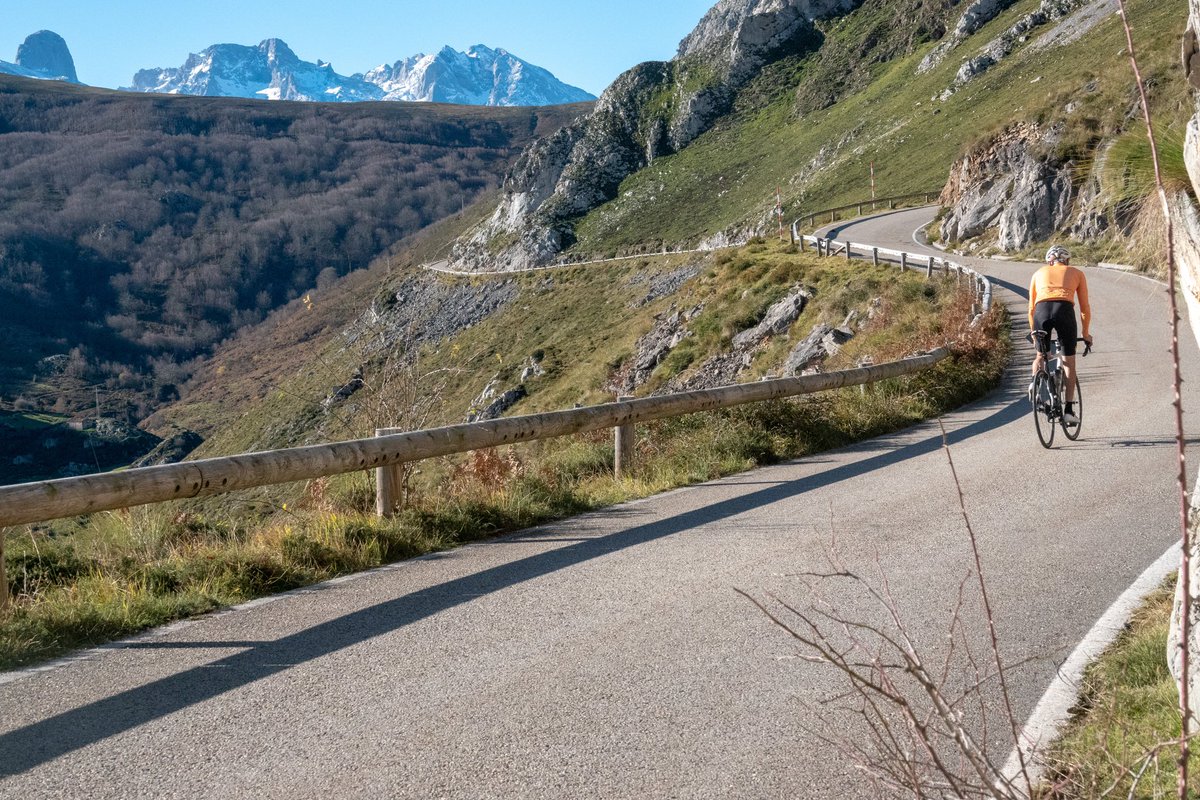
left=0, top=391, right=1028, bottom=777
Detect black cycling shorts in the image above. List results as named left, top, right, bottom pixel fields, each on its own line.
left=1033, top=300, right=1079, bottom=356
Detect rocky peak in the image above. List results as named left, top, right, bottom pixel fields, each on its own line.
left=678, top=0, right=858, bottom=81
left=13, top=30, right=78, bottom=82
left=450, top=0, right=866, bottom=272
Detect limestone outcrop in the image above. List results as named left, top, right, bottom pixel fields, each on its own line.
left=938, top=123, right=1075, bottom=250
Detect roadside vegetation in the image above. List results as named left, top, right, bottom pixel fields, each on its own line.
left=1038, top=580, right=1200, bottom=797
left=0, top=241, right=1007, bottom=669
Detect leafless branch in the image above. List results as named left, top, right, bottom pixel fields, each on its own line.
left=1115, top=3, right=1192, bottom=797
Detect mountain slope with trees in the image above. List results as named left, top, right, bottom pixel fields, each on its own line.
left=0, top=75, right=586, bottom=429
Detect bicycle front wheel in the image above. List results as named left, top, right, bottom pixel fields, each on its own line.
left=1062, top=373, right=1082, bottom=440
left=1033, top=372, right=1055, bottom=448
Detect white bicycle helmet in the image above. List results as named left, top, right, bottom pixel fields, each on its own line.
left=1045, top=244, right=1070, bottom=263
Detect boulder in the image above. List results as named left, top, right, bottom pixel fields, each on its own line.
left=731, top=285, right=814, bottom=350
left=782, top=322, right=855, bottom=375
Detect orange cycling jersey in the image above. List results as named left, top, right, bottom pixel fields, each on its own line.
left=1028, top=262, right=1091, bottom=338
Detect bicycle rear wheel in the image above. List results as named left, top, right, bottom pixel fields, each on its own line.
left=1033, top=372, right=1055, bottom=448
left=1062, top=373, right=1082, bottom=440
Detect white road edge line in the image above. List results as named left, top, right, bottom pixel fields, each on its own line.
left=1000, top=541, right=1180, bottom=791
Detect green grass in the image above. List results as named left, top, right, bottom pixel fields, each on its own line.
left=0, top=242, right=1008, bottom=669
left=1039, top=579, right=1200, bottom=798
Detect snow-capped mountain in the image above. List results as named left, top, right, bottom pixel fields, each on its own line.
left=126, top=39, right=595, bottom=106
left=0, top=31, right=80, bottom=83
left=127, top=39, right=383, bottom=102
left=363, top=45, right=594, bottom=105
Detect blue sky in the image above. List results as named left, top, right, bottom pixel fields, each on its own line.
left=3, top=0, right=717, bottom=96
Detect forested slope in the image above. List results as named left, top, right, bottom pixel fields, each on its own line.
left=0, top=75, right=586, bottom=420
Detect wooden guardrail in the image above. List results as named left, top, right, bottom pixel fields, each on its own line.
left=0, top=350, right=949, bottom=529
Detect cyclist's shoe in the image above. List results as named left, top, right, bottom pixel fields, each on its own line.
left=1063, top=404, right=1079, bottom=426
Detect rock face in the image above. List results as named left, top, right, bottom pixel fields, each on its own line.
left=937, top=0, right=1091, bottom=96
left=15, top=31, right=77, bottom=82
left=917, top=0, right=1017, bottom=74
left=0, top=30, right=80, bottom=83
left=450, top=0, right=865, bottom=272
left=784, top=323, right=839, bottom=374
left=617, top=304, right=704, bottom=393
left=938, top=123, right=1074, bottom=250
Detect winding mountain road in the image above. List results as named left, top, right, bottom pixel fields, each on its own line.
left=0, top=208, right=1194, bottom=798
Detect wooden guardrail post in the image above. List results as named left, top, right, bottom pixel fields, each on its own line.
left=375, top=429, right=404, bottom=518
left=872, top=247, right=879, bottom=267
left=857, top=204, right=863, bottom=215
left=0, top=531, right=8, bottom=614
left=799, top=233, right=806, bottom=252
left=844, top=242, right=852, bottom=261
left=614, top=396, right=635, bottom=479
left=900, top=252, right=908, bottom=272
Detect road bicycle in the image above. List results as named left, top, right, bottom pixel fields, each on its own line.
left=1029, top=331, right=1090, bottom=448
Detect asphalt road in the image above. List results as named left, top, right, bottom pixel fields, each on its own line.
left=1, top=208, right=1194, bottom=798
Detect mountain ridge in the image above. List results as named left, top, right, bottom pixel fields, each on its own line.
left=127, top=38, right=595, bottom=106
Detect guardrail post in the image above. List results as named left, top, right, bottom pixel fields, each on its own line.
left=857, top=204, right=862, bottom=215
left=900, top=252, right=907, bottom=272
left=872, top=247, right=879, bottom=267
left=0, top=532, right=8, bottom=614
left=614, top=396, right=635, bottom=479
left=845, top=242, right=852, bottom=261
left=790, top=223, right=797, bottom=246
left=375, top=429, right=404, bottom=518
left=799, top=233, right=806, bottom=252
left=925, top=256, right=934, bottom=279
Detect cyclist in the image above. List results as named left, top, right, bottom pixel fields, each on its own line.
left=1028, top=244, right=1092, bottom=425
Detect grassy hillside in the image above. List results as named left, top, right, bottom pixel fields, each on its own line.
left=0, top=74, right=586, bottom=426
left=1, top=241, right=1007, bottom=668
left=569, top=0, right=1184, bottom=254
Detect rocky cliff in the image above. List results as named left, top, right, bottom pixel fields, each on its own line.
left=450, top=0, right=864, bottom=272
left=16, top=31, right=77, bottom=82
left=0, top=30, right=80, bottom=83
left=938, top=123, right=1076, bottom=251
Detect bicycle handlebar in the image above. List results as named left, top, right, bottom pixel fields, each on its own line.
left=1026, top=331, right=1091, bottom=356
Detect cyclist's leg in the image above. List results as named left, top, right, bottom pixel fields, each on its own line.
left=1062, top=355, right=1077, bottom=402
left=1031, top=302, right=1055, bottom=383
left=1054, top=304, right=1079, bottom=403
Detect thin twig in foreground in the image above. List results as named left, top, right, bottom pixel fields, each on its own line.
left=938, top=418, right=1033, bottom=798
left=1115, top=4, right=1191, bottom=798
